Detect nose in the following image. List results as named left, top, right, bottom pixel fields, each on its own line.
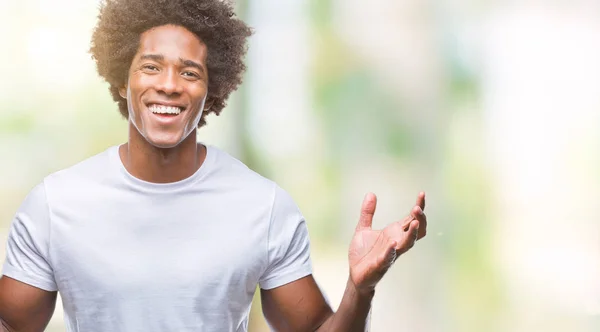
left=156, top=69, right=183, bottom=96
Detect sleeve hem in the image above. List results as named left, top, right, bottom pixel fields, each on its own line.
left=259, top=267, right=313, bottom=290
left=1, top=263, right=58, bottom=292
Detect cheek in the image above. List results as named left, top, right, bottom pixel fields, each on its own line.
left=125, top=79, right=146, bottom=117
left=193, top=83, right=208, bottom=98
left=127, top=78, right=149, bottom=108
left=128, top=71, right=149, bottom=93
left=187, top=86, right=209, bottom=107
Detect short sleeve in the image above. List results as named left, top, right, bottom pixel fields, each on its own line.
left=259, top=185, right=313, bottom=290
left=1, top=182, right=57, bottom=291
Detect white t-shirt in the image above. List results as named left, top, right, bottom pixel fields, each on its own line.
left=1, top=144, right=313, bottom=332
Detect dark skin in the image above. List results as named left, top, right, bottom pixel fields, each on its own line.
left=117, top=24, right=212, bottom=183
left=0, top=24, right=427, bottom=332
left=0, top=279, right=56, bottom=332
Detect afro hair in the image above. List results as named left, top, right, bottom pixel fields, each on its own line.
left=90, top=0, right=252, bottom=127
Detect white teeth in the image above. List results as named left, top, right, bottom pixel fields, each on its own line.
left=149, top=104, right=182, bottom=115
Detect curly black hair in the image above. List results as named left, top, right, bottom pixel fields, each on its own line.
left=90, top=0, right=252, bottom=127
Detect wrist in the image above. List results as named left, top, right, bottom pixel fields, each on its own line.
left=347, top=277, right=375, bottom=300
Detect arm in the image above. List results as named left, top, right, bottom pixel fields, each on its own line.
left=0, top=276, right=57, bottom=332
left=261, top=275, right=373, bottom=332
left=262, top=192, right=427, bottom=331
left=1, top=183, right=59, bottom=332
left=314, top=279, right=373, bottom=332
left=261, top=275, right=332, bottom=331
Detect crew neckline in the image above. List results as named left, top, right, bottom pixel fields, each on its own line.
left=109, top=143, right=215, bottom=192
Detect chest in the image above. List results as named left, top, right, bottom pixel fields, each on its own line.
left=49, top=192, right=269, bottom=303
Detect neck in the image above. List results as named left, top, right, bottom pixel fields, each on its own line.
left=119, top=123, right=206, bottom=183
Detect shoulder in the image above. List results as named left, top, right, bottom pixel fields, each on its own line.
left=17, top=181, right=50, bottom=216
left=42, top=146, right=117, bottom=198
left=206, top=145, right=278, bottom=193
left=205, top=145, right=302, bottom=215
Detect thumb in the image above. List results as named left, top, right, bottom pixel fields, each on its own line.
left=357, top=192, right=377, bottom=230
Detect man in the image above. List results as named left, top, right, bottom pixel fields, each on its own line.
left=0, top=0, right=427, bottom=331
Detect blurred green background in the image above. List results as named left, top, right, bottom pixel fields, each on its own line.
left=1, top=0, right=599, bottom=331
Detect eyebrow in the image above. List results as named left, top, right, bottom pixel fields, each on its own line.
left=139, top=53, right=164, bottom=62
left=179, top=58, right=205, bottom=74
left=139, top=54, right=205, bottom=74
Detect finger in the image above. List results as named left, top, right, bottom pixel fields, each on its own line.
left=385, top=222, right=406, bottom=250
left=412, top=206, right=427, bottom=240
left=411, top=206, right=426, bottom=225
left=400, top=193, right=425, bottom=231
left=410, top=205, right=420, bottom=220
left=357, top=192, right=377, bottom=230
left=397, top=219, right=419, bottom=254
left=401, top=215, right=413, bottom=231
left=408, top=219, right=419, bottom=243
left=416, top=191, right=425, bottom=211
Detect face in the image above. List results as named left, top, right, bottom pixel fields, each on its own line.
left=120, top=25, right=209, bottom=149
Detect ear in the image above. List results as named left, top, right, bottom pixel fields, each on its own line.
left=119, top=87, right=127, bottom=99
left=204, top=98, right=215, bottom=111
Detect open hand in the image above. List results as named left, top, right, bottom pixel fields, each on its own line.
left=348, top=192, right=427, bottom=295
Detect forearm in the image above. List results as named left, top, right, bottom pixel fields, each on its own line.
left=316, top=278, right=373, bottom=332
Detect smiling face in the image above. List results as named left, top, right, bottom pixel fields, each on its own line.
left=120, top=24, right=209, bottom=149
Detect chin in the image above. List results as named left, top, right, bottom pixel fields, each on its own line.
left=144, top=132, right=186, bottom=149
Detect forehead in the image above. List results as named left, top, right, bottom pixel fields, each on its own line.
left=138, top=24, right=207, bottom=62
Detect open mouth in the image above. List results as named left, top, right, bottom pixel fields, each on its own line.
left=147, top=103, right=186, bottom=116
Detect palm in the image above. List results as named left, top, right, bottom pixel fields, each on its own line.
left=348, top=192, right=427, bottom=294
left=349, top=229, right=381, bottom=264
left=348, top=228, right=389, bottom=291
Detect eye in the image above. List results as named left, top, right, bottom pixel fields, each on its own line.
left=142, top=64, right=159, bottom=71
left=182, top=71, right=200, bottom=79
